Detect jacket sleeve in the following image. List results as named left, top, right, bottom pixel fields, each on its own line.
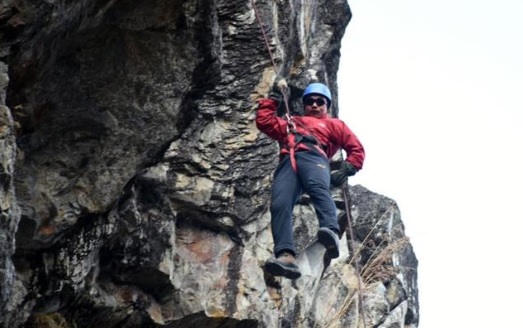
left=333, top=120, right=365, bottom=170
left=255, top=98, right=287, bottom=141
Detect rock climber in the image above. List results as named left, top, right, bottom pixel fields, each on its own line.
left=255, top=79, right=365, bottom=279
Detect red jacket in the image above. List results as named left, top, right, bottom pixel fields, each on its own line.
left=256, top=98, right=365, bottom=170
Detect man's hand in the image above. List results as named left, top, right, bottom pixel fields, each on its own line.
left=268, top=77, right=289, bottom=103
left=330, top=161, right=357, bottom=188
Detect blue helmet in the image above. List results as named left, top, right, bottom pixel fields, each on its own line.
left=303, top=83, right=332, bottom=108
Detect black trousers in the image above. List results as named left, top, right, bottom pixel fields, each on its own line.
left=270, top=150, right=340, bottom=257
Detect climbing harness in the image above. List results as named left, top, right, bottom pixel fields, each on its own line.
left=251, top=5, right=367, bottom=325
left=281, top=127, right=329, bottom=172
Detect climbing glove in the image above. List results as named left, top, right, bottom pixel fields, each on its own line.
left=330, top=161, right=357, bottom=188
left=268, top=77, right=289, bottom=103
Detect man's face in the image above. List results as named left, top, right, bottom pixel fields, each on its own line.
left=303, top=95, right=328, bottom=118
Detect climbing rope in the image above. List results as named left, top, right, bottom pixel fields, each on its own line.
left=251, top=2, right=367, bottom=325
left=250, top=0, right=292, bottom=119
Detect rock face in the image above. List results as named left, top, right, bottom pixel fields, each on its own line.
left=0, top=1, right=419, bottom=327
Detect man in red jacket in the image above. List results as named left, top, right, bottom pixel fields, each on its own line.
left=256, top=80, right=365, bottom=279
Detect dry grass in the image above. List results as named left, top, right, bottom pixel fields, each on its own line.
left=319, top=223, right=411, bottom=328
left=360, top=236, right=410, bottom=284
left=28, top=313, right=70, bottom=328
left=322, top=289, right=360, bottom=328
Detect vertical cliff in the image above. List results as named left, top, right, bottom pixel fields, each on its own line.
left=0, top=1, right=418, bottom=327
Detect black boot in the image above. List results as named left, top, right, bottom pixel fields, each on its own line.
left=265, top=252, right=301, bottom=280
left=318, top=227, right=340, bottom=259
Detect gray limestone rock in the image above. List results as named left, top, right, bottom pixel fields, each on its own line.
left=0, top=1, right=418, bottom=327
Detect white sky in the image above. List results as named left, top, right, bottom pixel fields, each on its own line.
left=338, top=0, right=523, bottom=327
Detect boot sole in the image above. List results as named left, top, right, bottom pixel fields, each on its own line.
left=318, top=228, right=340, bottom=259
left=265, top=259, right=302, bottom=280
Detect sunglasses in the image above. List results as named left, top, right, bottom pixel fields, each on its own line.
left=304, top=97, right=327, bottom=106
